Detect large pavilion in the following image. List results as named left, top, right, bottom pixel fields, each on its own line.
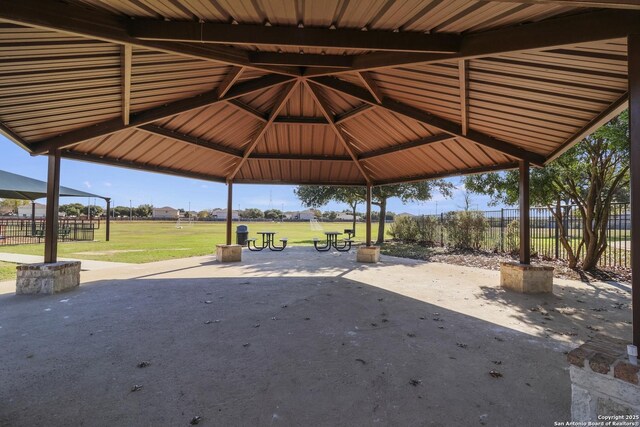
left=1, top=0, right=640, bottom=421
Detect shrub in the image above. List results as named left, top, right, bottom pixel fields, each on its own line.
left=505, top=219, right=519, bottom=253
left=443, top=211, right=488, bottom=250
left=388, top=216, right=417, bottom=242
left=414, top=215, right=440, bottom=245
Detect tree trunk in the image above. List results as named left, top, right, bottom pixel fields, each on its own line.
left=376, top=198, right=387, bottom=244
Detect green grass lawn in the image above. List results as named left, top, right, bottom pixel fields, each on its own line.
left=0, top=261, right=16, bottom=281
left=0, top=221, right=380, bottom=264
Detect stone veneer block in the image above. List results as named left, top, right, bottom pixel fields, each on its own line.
left=216, top=244, right=242, bottom=263
left=500, top=262, right=553, bottom=293
left=568, top=335, right=640, bottom=421
left=16, top=261, right=81, bottom=295
left=357, top=246, right=380, bottom=263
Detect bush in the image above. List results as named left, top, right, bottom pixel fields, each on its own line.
left=506, top=219, right=519, bottom=253
left=443, top=211, right=487, bottom=250
left=388, top=216, right=417, bottom=242
left=414, top=215, right=440, bottom=245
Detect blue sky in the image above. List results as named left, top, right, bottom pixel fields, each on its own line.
left=0, top=136, right=496, bottom=214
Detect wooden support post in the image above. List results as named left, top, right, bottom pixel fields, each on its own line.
left=519, top=160, right=531, bottom=265
left=105, top=198, right=111, bottom=242
left=31, top=201, right=36, bottom=236
left=44, top=151, right=61, bottom=263
left=629, top=34, right=640, bottom=346
left=366, top=183, right=372, bottom=247
left=226, top=181, right=233, bottom=245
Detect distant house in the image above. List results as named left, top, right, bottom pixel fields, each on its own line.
left=18, top=202, right=46, bottom=218
left=396, top=212, right=415, bottom=218
left=336, top=213, right=357, bottom=221
left=152, top=206, right=179, bottom=219
left=296, top=210, right=317, bottom=220
left=211, top=209, right=239, bottom=220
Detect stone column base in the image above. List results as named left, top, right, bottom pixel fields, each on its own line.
left=568, top=335, right=640, bottom=421
left=16, top=261, right=81, bottom=295
left=357, top=246, right=380, bottom=263
left=500, top=262, right=553, bottom=293
left=216, top=244, right=242, bottom=262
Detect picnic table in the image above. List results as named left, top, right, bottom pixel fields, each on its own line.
left=313, top=231, right=353, bottom=252
left=248, top=231, right=287, bottom=252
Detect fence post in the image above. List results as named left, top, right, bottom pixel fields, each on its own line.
left=440, top=212, right=444, bottom=247
left=500, top=208, right=504, bottom=253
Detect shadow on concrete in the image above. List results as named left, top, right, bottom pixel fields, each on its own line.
left=0, top=275, right=570, bottom=426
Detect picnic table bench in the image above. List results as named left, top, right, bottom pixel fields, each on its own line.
left=313, top=231, right=353, bottom=252
left=248, top=231, right=287, bottom=251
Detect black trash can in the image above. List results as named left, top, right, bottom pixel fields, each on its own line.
left=236, top=224, right=249, bottom=246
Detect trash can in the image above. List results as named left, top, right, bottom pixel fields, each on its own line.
left=236, top=224, right=249, bottom=246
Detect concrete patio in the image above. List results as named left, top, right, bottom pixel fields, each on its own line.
left=0, top=247, right=632, bottom=426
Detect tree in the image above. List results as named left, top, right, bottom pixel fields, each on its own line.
left=294, top=186, right=365, bottom=235
left=197, top=210, right=211, bottom=219
left=322, top=210, right=338, bottom=221
left=240, top=208, right=263, bottom=219
left=135, top=204, right=153, bottom=218
left=0, top=198, right=30, bottom=214
left=464, top=111, right=629, bottom=270
left=295, top=181, right=453, bottom=243
left=264, top=209, right=283, bottom=220
left=59, top=203, right=85, bottom=217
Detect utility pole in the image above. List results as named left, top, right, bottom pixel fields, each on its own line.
left=129, top=199, right=132, bottom=221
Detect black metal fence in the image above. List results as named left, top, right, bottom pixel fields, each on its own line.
left=413, top=203, right=630, bottom=268
left=0, top=218, right=99, bottom=246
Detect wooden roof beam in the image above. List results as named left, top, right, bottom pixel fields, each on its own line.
left=30, top=74, right=294, bottom=155
left=61, top=151, right=227, bottom=183
left=249, top=154, right=352, bottom=161
left=375, top=163, right=520, bottom=186
left=227, top=99, right=268, bottom=122
left=130, top=20, right=461, bottom=54
left=215, top=66, right=244, bottom=99
left=305, top=81, right=373, bottom=184
left=311, top=76, right=546, bottom=165
left=249, top=52, right=353, bottom=68
left=227, top=81, right=298, bottom=180
left=137, top=125, right=243, bottom=158
left=488, top=0, right=640, bottom=9
left=0, top=0, right=299, bottom=77
left=357, top=72, right=384, bottom=104
left=121, top=44, right=132, bottom=126
left=304, top=9, right=640, bottom=76
left=273, top=116, right=328, bottom=124
left=459, top=60, right=469, bottom=136
left=0, top=121, right=31, bottom=153
left=358, top=134, right=456, bottom=160
left=334, top=104, right=374, bottom=124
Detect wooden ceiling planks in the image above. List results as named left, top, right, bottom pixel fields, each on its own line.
left=0, top=0, right=634, bottom=185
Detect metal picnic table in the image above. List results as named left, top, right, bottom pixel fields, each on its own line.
left=248, top=231, right=287, bottom=251
left=313, top=231, right=353, bottom=252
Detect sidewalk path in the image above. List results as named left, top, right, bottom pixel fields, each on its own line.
left=0, top=252, right=131, bottom=271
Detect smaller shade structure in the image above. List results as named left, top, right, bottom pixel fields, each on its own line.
left=0, top=169, right=111, bottom=242
left=0, top=169, right=105, bottom=201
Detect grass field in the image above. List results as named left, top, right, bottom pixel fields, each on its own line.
left=0, top=261, right=16, bottom=281
left=0, top=221, right=381, bottom=264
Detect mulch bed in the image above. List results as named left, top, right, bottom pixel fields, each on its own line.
left=380, top=242, right=631, bottom=286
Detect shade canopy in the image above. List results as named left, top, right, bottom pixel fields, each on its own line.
left=0, top=169, right=107, bottom=201
left=0, top=1, right=635, bottom=186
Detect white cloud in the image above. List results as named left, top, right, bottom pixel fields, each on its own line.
left=200, top=184, right=209, bottom=189
left=103, top=182, right=112, bottom=187
left=83, top=181, right=92, bottom=189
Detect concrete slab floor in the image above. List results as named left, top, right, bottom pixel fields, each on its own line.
left=0, top=247, right=632, bottom=426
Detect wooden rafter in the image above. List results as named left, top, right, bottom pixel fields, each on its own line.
left=358, top=134, right=456, bottom=160
left=489, top=0, right=640, bottom=9
left=0, top=0, right=299, bottom=77
left=130, top=20, right=461, bottom=53
left=545, top=92, right=628, bottom=162
left=304, top=9, right=640, bottom=77
left=311, top=76, right=546, bottom=165
left=227, top=99, right=268, bottom=122
left=137, top=125, right=244, bottom=158
left=305, top=81, right=372, bottom=184
left=273, top=117, right=328, bottom=124
left=375, top=163, right=521, bottom=186
left=334, top=104, right=374, bottom=124
left=30, top=74, right=294, bottom=155
left=216, top=66, right=244, bottom=99
left=249, top=52, right=353, bottom=68
left=227, top=81, right=298, bottom=180
left=250, top=154, right=352, bottom=161
left=0, top=121, right=31, bottom=153
left=121, top=44, right=132, bottom=126
left=459, top=60, right=469, bottom=136
left=357, top=72, right=384, bottom=105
